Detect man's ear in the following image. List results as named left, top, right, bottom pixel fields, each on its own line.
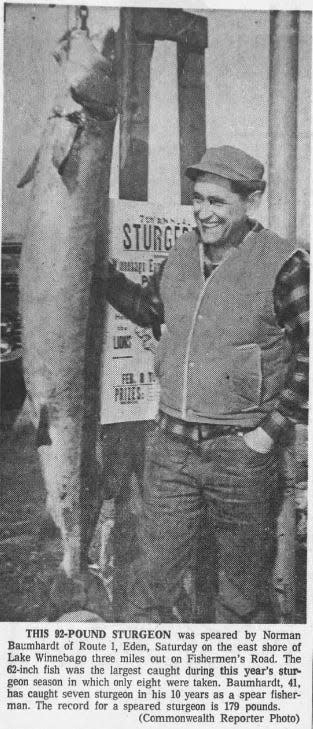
left=247, top=189, right=263, bottom=214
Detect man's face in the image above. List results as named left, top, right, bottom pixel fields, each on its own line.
left=192, top=174, right=249, bottom=245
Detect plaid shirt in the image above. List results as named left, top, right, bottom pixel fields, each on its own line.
left=262, top=249, right=309, bottom=439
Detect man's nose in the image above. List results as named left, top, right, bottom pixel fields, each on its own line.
left=199, top=202, right=216, bottom=219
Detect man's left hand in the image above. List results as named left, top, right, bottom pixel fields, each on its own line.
left=242, top=427, right=274, bottom=454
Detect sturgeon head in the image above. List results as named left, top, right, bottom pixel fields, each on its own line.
left=19, top=29, right=118, bottom=617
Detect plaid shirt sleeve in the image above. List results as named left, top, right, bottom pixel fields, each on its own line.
left=261, top=249, right=309, bottom=441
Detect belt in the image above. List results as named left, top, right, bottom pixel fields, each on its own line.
left=157, top=411, right=250, bottom=444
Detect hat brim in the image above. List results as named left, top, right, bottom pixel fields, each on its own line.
left=185, top=163, right=266, bottom=192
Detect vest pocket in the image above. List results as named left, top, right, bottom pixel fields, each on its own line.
left=230, top=343, right=262, bottom=410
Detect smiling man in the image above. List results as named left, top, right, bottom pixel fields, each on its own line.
left=193, top=176, right=253, bottom=250
left=104, top=145, right=309, bottom=623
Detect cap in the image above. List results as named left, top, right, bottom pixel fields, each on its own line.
left=186, top=145, right=266, bottom=192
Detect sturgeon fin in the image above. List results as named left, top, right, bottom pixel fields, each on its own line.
left=52, top=122, right=79, bottom=173
left=36, top=404, right=52, bottom=447
left=13, top=395, right=34, bottom=430
left=50, top=115, right=83, bottom=193
left=17, top=150, right=40, bottom=188
left=55, top=125, right=83, bottom=193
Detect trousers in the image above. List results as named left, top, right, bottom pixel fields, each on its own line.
left=126, top=424, right=279, bottom=623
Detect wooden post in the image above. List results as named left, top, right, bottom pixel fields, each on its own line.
left=108, top=8, right=207, bottom=620
left=176, top=19, right=208, bottom=619
left=269, top=12, right=299, bottom=238
left=119, top=8, right=154, bottom=201
left=178, top=48, right=207, bottom=205
left=269, top=10, right=299, bottom=622
left=273, top=447, right=297, bottom=623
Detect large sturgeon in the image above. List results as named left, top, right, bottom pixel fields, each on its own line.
left=18, top=28, right=117, bottom=617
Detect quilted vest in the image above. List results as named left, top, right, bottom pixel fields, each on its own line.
left=156, top=225, right=302, bottom=427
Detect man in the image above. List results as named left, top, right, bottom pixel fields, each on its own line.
left=104, top=145, right=309, bottom=623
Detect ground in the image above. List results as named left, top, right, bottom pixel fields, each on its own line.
left=0, top=409, right=114, bottom=621
left=1, top=412, right=60, bottom=620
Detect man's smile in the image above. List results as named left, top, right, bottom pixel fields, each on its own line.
left=201, top=221, right=222, bottom=228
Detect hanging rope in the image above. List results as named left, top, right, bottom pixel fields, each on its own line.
left=79, top=6, right=89, bottom=32
left=75, top=5, right=89, bottom=34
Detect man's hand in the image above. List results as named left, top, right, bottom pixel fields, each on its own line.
left=241, top=427, right=274, bottom=454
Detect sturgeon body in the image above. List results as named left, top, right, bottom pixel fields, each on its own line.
left=19, top=29, right=117, bottom=616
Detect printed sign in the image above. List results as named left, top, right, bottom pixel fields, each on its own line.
left=100, top=199, right=195, bottom=423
